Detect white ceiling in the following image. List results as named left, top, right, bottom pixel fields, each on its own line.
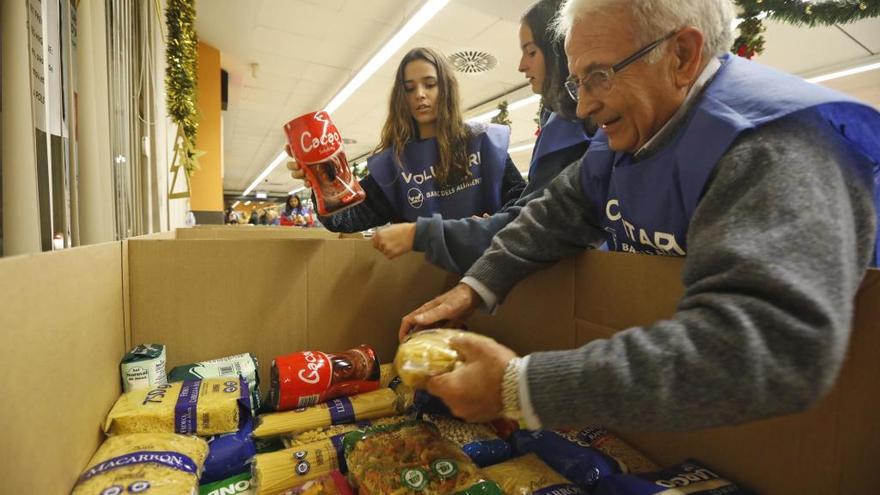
left=194, top=1, right=880, bottom=196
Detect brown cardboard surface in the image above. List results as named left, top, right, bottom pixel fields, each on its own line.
left=469, top=257, right=578, bottom=355
left=0, top=243, right=125, bottom=493
left=305, top=240, right=449, bottom=362
left=575, top=250, right=685, bottom=327
left=127, top=239, right=314, bottom=388
left=573, top=250, right=880, bottom=494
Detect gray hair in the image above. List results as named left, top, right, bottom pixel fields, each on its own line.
left=554, top=0, right=736, bottom=63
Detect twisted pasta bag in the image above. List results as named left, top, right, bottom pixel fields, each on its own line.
left=511, top=430, right=619, bottom=488
left=555, top=427, right=658, bottom=474
left=343, top=420, right=503, bottom=495
left=72, top=433, right=209, bottom=495
left=482, top=454, right=585, bottom=495
left=252, top=439, right=345, bottom=495
left=254, top=388, right=399, bottom=439
left=278, top=472, right=353, bottom=495
left=425, top=414, right=511, bottom=468
left=394, top=329, right=470, bottom=388
left=104, top=377, right=252, bottom=436
left=593, top=460, right=756, bottom=495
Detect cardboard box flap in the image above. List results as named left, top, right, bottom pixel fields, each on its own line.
left=0, top=243, right=126, bottom=493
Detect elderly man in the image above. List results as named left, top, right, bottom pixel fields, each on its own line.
left=398, top=0, right=880, bottom=432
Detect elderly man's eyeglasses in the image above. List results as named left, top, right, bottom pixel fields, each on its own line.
left=565, top=30, right=678, bottom=101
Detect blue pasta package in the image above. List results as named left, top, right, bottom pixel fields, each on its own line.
left=511, top=429, right=621, bottom=487
left=593, top=460, right=757, bottom=495
left=200, top=416, right=257, bottom=484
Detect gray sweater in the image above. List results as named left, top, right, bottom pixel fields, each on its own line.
left=466, top=117, right=877, bottom=432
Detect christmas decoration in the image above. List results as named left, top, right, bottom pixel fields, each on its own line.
left=733, top=0, right=880, bottom=58
left=490, top=100, right=513, bottom=128
left=165, top=0, right=201, bottom=198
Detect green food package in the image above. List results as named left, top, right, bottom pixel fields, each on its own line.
left=169, top=352, right=260, bottom=412
left=200, top=472, right=253, bottom=495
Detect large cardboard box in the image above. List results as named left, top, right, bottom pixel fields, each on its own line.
left=2, top=232, right=879, bottom=493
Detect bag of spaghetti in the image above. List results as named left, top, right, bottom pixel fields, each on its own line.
left=511, top=426, right=658, bottom=488
left=71, top=433, right=209, bottom=495
left=253, top=388, right=399, bottom=439
left=425, top=414, right=511, bottom=468
left=593, top=460, right=756, bottom=495
left=483, top=454, right=586, bottom=495
left=252, top=437, right=346, bottom=495
left=342, top=419, right=503, bottom=494
left=278, top=472, right=353, bottom=495
left=104, top=377, right=251, bottom=436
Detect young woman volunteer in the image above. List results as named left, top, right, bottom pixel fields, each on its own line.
left=371, top=0, right=593, bottom=273
left=288, top=47, right=525, bottom=232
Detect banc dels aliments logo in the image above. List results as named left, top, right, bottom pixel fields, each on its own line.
left=407, top=188, right=424, bottom=209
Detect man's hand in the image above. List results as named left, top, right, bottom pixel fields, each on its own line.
left=425, top=334, right=517, bottom=423
left=372, top=223, right=416, bottom=259
left=399, top=283, right=480, bottom=341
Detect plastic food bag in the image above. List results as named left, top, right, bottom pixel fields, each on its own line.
left=482, top=454, right=585, bottom=495
left=554, top=427, right=658, bottom=474
left=278, top=472, right=353, bottom=495
left=252, top=439, right=346, bottom=494
left=169, top=352, right=261, bottom=413
left=268, top=346, right=380, bottom=411
left=511, top=429, right=620, bottom=488
left=343, top=420, right=503, bottom=494
left=201, top=417, right=257, bottom=484
left=425, top=414, right=511, bottom=467
left=104, top=377, right=251, bottom=436
left=593, top=460, right=756, bottom=495
left=71, top=433, right=208, bottom=495
left=284, top=416, right=409, bottom=448
left=254, top=388, right=399, bottom=439
left=394, top=329, right=470, bottom=388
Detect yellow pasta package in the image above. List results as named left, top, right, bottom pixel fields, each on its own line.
left=71, top=433, right=209, bottom=495
left=482, top=454, right=585, bottom=495
left=254, top=388, right=399, bottom=439
left=284, top=415, right=409, bottom=448
left=379, top=363, right=397, bottom=388
left=278, top=472, right=353, bottom=495
left=253, top=439, right=344, bottom=495
left=394, top=329, right=467, bottom=388
left=104, top=377, right=251, bottom=436
left=343, top=420, right=503, bottom=495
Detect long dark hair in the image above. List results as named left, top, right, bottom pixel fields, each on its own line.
left=284, top=195, right=302, bottom=216
left=522, top=0, right=577, bottom=120
left=373, top=47, right=471, bottom=186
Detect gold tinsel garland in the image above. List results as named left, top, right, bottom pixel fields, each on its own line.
left=165, top=0, right=201, bottom=198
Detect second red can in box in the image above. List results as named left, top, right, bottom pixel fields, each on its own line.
left=269, top=345, right=381, bottom=411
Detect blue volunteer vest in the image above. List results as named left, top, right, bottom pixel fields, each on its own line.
left=367, top=123, right=511, bottom=221
left=530, top=111, right=591, bottom=181
left=580, top=54, right=880, bottom=264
